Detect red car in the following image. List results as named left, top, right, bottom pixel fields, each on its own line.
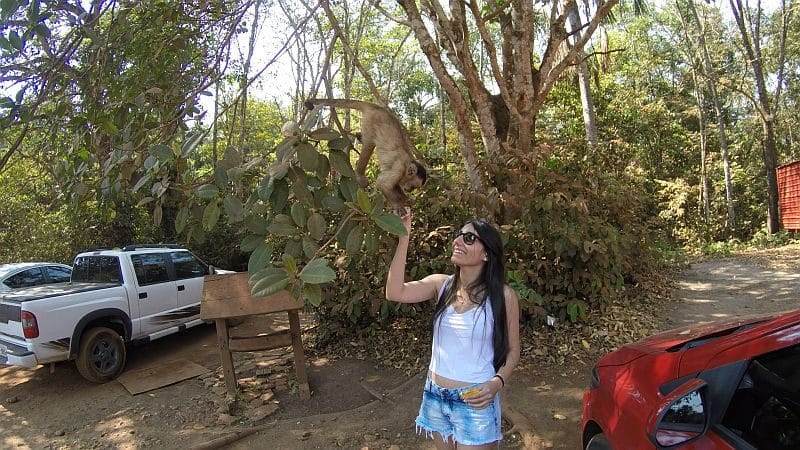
left=582, top=309, right=800, bottom=449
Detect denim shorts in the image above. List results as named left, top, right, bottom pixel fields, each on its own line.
left=415, top=375, right=503, bottom=446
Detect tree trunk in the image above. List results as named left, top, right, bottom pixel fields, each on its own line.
left=567, top=2, right=598, bottom=151
left=687, top=0, right=735, bottom=227
left=729, top=0, right=780, bottom=233
left=691, top=70, right=711, bottom=221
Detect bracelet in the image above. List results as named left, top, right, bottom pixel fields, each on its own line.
left=493, top=374, right=505, bottom=388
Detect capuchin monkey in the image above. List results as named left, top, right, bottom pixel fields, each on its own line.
left=304, top=99, right=427, bottom=212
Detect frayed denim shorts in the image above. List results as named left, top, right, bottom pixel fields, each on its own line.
left=415, top=375, right=503, bottom=446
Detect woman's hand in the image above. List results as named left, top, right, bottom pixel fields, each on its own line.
left=464, top=377, right=503, bottom=409
left=399, top=207, right=411, bottom=235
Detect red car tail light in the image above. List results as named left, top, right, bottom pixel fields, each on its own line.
left=21, top=311, right=39, bottom=338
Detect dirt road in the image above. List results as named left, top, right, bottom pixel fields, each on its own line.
left=1, top=246, right=798, bottom=449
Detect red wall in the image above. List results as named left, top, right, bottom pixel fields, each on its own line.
left=778, top=161, right=800, bottom=232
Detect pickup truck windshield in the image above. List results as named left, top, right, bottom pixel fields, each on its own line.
left=71, top=256, right=123, bottom=284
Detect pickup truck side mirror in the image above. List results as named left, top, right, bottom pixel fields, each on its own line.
left=208, top=265, right=216, bottom=275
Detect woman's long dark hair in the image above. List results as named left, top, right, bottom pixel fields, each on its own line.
left=432, top=219, right=508, bottom=371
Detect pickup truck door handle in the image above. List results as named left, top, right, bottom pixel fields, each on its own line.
left=138, top=292, right=147, bottom=299
left=177, top=285, right=185, bottom=291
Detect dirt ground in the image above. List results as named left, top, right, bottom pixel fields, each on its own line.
left=1, top=244, right=799, bottom=450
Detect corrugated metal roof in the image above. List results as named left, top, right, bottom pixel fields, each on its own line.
left=777, top=160, right=800, bottom=232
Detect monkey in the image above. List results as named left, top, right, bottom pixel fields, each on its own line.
left=304, top=99, right=427, bottom=212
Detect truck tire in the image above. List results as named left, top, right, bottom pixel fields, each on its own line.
left=75, top=327, right=127, bottom=383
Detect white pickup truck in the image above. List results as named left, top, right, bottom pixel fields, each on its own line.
left=0, top=245, right=230, bottom=382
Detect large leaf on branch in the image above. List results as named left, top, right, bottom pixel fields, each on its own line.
left=223, top=195, right=244, bottom=221
left=328, top=137, right=352, bottom=150
left=244, top=215, right=268, bottom=234
left=302, top=237, right=318, bottom=258
left=175, top=206, right=189, bottom=234
left=356, top=189, right=372, bottom=213
left=303, top=283, right=323, bottom=307
left=270, top=179, right=289, bottom=211
left=251, top=267, right=290, bottom=298
left=297, top=143, right=318, bottom=172
left=196, top=184, right=219, bottom=199
left=307, top=213, right=326, bottom=240
left=275, top=136, right=298, bottom=162
left=346, top=224, right=364, bottom=254
left=181, top=132, right=204, bottom=158
left=328, top=150, right=355, bottom=178
left=299, top=258, right=336, bottom=284
left=247, top=243, right=274, bottom=274
left=374, top=214, right=407, bottom=236
left=339, top=179, right=358, bottom=202
left=267, top=214, right=296, bottom=236
left=290, top=203, right=307, bottom=227
left=322, top=195, right=346, bottom=212
left=202, top=202, right=220, bottom=231
left=308, top=128, right=340, bottom=140
left=240, top=234, right=265, bottom=252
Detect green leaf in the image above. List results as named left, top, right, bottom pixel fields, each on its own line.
left=316, top=153, right=331, bottom=178
left=374, top=214, right=407, bottom=236
left=302, top=237, right=318, bottom=258
left=1, top=0, right=19, bottom=19
left=345, top=224, right=364, bottom=254
left=267, top=214, right=296, bottom=236
left=290, top=203, right=307, bottom=228
left=181, top=132, right=204, bottom=158
left=339, top=178, right=358, bottom=202
left=271, top=179, right=289, bottom=211
left=285, top=239, right=302, bottom=258
left=252, top=272, right=290, bottom=298
left=274, top=136, right=298, bottom=161
left=32, top=23, right=50, bottom=39
left=149, top=144, right=173, bottom=162
left=328, top=150, right=355, bottom=178
left=322, top=195, right=346, bottom=212
left=131, top=174, right=151, bottom=193
left=202, top=202, right=220, bottom=231
left=136, top=196, right=154, bottom=207
left=381, top=300, right=390, bottom=320
left=356, top=189, right=372, bottom=213
left=299, top=259, right=336, bottom=284
left=308, top=127, right=340, bottom=140
left=303, top=283, right=323, bottom=307
left=282, top=253, right=297, bottom=274
left=143, top=155, right=158, bottom=170
left=291, top=181, right=314, bottom=205
left=269, top=162, right=289, bottom=179
left=196, top=184, right=220, bottom=199
left=307, top=213, right=326, bottom=240
left=240, top=234, right=265, bottom=252
left=223, top=195, right=244, bottom=220
left=365, top=231, right=378, bottom=255
left=8, top=30, right=22, bottom=51
left=296, top=143, right=318, bottom=171
left=153, top=203, right=163, bottom=226
left=175, top=206, right=189, bottom=234
left=328, top=137, right=353, bottom=150
left=244, top=215, right=268, bottom=234
left=247, top=243, right=274, bottom=274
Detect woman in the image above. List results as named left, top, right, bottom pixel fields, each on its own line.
left=386, top=208, right=521, bottom=449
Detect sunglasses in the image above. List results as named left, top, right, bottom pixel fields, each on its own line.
left=453, top=230, right=482, bottom=245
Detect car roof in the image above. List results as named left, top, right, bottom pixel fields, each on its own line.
left=0, top=262, right=71, bottom=278
left=77, top=245, right=190, bottom=257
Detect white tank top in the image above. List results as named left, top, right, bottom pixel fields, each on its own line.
left=428, top=277, right=495, bottom=383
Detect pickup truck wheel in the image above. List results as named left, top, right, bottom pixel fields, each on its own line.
left=586, top=433, right=611, bottom=450
left=75, top=327, right=127, bottom=383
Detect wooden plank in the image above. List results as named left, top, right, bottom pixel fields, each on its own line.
left=228, top=332, right=292, bottom=352
left=216, top=319, right=238, bottom=396
left=201, top=273, right=304, bottom=320
left=117, top=359, right=209, bottom=395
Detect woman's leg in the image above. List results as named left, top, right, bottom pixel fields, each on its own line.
left=455, top=441, right=499, bottom=450
left=433, top=432, right=457, bottom=450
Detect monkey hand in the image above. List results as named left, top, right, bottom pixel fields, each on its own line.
left=356, top=175, right=370, bottom=189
